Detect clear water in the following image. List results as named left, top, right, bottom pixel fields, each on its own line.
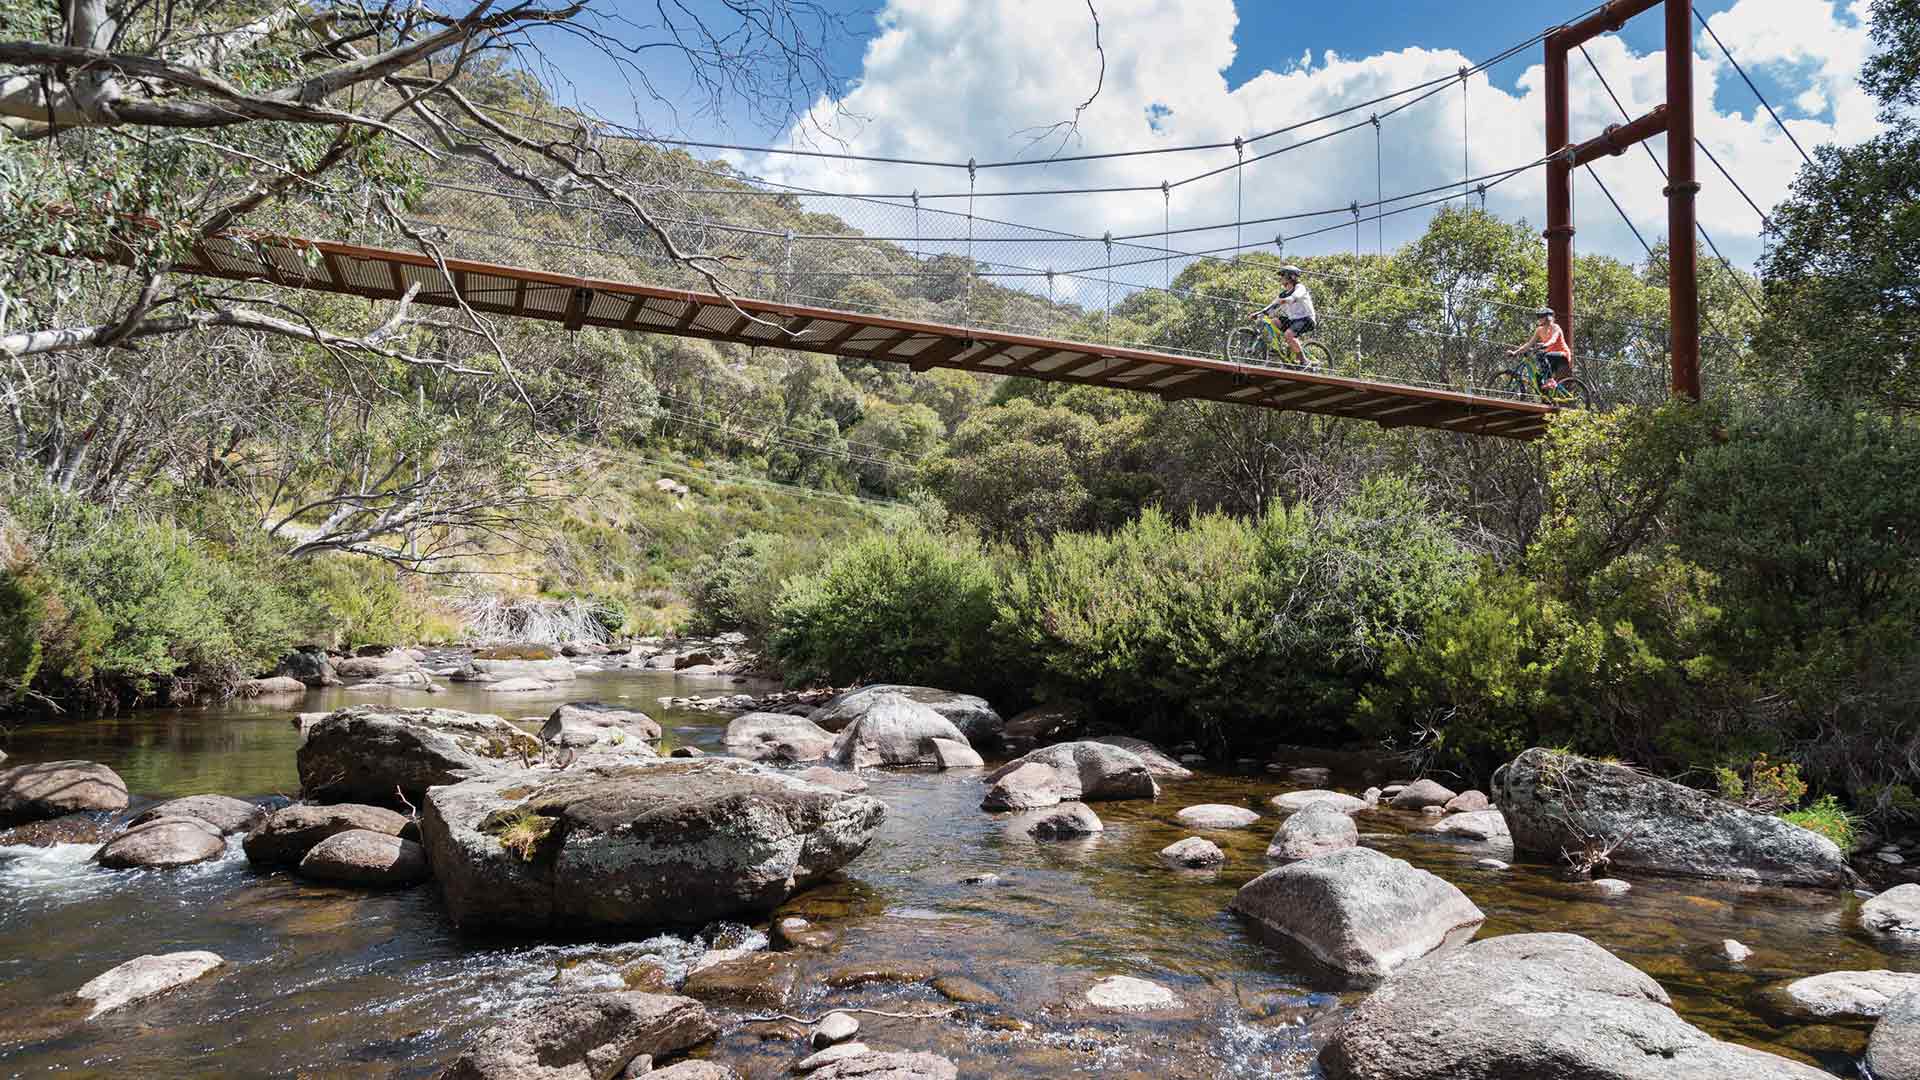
left=0, top=668, right=1906, bottom=1077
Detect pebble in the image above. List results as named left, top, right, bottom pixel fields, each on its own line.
left=1881, top=851, right=1908, bottom=865
left=1722, top=939, right=1752, bottom=962
left=1592, top=879, right=1633, bottom=896
left=1086, top=975, right=1180, bottom=1010
left=1475, top=858, right=1510, bottom=870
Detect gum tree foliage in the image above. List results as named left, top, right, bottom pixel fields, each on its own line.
left=0, top=0, right=853, bottom=565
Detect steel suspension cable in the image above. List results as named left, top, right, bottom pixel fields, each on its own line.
left=1692, top=6, right=1814, bottom=167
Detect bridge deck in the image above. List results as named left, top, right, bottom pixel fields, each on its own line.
left=170, top=232, right=1555, bottom=440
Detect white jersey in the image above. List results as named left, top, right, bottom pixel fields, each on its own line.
left=1265, top=283, right=1316, bottom=323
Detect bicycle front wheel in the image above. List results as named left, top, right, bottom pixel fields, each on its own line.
left=1301, top=340, right=1333, bottom=372
left=1553, top=377, right=1594, bottom=410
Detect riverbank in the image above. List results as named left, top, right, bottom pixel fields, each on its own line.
left=1, top=664, right=1914, bottom=1077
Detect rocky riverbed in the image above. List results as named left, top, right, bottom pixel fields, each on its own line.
left=2, top=659, right=1918, bottom=1077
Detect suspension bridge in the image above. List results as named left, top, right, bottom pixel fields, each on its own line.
left=144, top=0, right=1788, bottom=442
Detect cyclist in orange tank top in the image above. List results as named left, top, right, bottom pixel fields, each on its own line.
left=1508, top=307, right=1574, bottom=389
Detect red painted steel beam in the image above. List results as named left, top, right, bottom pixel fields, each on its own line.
left=1545, top=40, right=1575, bottom=354
left=1568, top=105, right=1669, bottom=167
left=1550, top=0, right=1662, bottom=49
left=1666, top=0, right=1702, bottom=399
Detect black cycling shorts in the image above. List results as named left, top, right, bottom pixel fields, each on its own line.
left=1280, top=316, right=1315, bottom=335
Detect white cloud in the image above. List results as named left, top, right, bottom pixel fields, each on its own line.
left=739, top=0, right=1884, bottom=288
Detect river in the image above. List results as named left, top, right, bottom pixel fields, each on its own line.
left=0, top=665, right=1908, bottom=1077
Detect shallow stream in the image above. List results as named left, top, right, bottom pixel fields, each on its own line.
left=1, top=667, right=1912, bottom=1077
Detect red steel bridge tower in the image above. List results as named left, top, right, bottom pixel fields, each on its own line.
left=1544, top=0, right=1702, bottom=399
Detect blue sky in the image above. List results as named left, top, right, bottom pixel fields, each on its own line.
left=526, top=0, right=1882, bottom=270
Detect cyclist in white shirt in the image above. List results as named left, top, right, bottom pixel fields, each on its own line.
left=1251, top=265, right=1318, bottom=367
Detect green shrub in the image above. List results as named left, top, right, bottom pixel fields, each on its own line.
left=684, top=532, right=823, bottom=641
left=1715, top=754, right=1808, bottom=812
left=291, top=556, right=434, bottom=649
left=1782, top=795, right=1856, bottom=851
left=1002, top=476, right=1471, bottom=747
left=767, top=526, right=1007, bottom=695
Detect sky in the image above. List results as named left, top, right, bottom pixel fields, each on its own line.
left=527, top=0, right=1887, bottom=274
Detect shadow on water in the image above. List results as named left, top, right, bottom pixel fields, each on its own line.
left=0, top=668, right=1906, bottom=1076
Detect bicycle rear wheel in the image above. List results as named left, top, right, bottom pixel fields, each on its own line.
left=1553, top=377, right=1594, bottom=410
left=1491, top=369, right=1528, bottom=398
left=1224, top=327, right=1265, bottom=366
left=1300, top=340, right=1333, bottom=372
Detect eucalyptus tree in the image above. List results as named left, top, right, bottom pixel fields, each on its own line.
left=0, top=0, right=849, bottom=566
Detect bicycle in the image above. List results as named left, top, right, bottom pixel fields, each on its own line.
left=1224, top=313, right=1333, bottom=372
left=1492, top=343, right=1593, bottom=409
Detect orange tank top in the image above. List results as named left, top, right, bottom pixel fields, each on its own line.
left=1538, top=324, right=1568, bottom=353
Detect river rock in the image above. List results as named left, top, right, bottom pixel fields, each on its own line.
left=299, top=829, right=430, bottom=886
left=809, top=1052, right=958, bottom=1080
left=1000, top=702, right=1087, bottom=753
left=722, top=713, right=835, bottom=763
left=95, top=816, right=225, bottom=869
left=0, top=760, right=129, bottom=826
left=1012, top=801, right=1104, bottom=840
left=421, top=758, right=885, bottom=932
left=437, top=991, right=717, bottom=1080
left=1266, top=800, right=1359, bottom=861
left=274, top=646, right=340, bottom=687
left=1289, top=766, right=1333, bottom=784
left=826, top=693, right=971, bottom=769
left=73, top=951, right=224, bottom=1017
left=0, top=814, right=112, bottom=847
left=1160, top=836, right=1225, bottom=868
left=1270, top=789, right=1366, bottom=813
left=1089, top=736, right=1193, bottom=779
left=297, top=706, right=542, bottom=805
left=1388, top=779, right=1458, bottom=810
left=128, top=794, right=264, bottom=835
left=810, top=684, right=1004, bottom=748
left=544, top=702, right=663, bottom=748
left=1086, top=975, right=1179, bottom=1010
left=929, top=737, right=985, bottom=769
left=242, top=675, right=310, bottom=697
left=648, top=1064, right=736, bottom=1080
left=467, top=657, right=578, bottom=682
left=1863, top=884, right=1920, bottom=935
left=1778, top=970, right=1920, bottom=1021
left=1176, top=804, right=1260, bottom=829
left=1427, top=809, right=1511, bottom=842
left=1443, top=789, right=1490, bottom=813
left=1723, top=939, right=1753, bottom=962
left=1491, top=747, right=1849, bottom=887
left=813, top=1011, right=859, bottom=1047
left=797, top=766, right=869, bottom=794
left=244, top=803, right=409, bottom=866
left=333, top=653, right=422, bottom=680
left=1230, top=846, right=1485, bottom=980
left=982, top=742, right=1158, bottom=810
left=979, top=762, right=1062, bottom=811
left=796, top=1043, right=871, bottom=1072
left=484, top=677, right=553, bottom=693
left=1870, top=990, right=1920, bottom=1080
left=1319, top=932, right=1833, bottom=1080
left=679, top=951, right=798, bottom=1007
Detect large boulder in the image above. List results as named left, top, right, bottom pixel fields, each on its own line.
left=299, top=829, right=431, bottom=886
left=95, top=816, right=226, bottom=869
left=274, top=646, right=340, bottom=687
left=332, top=653, right=423, bottom=680
left=1266, top=800, right=1358, bottom=861
left=825, top=693, right=972, bottom=769
left=73, top=951, right=224, bottom=1018
left=1088, top=736, right=1193, bottom=779
left=1863, top=884, right=1920, bottom=935
left=1428, top=809, right=1511, bottom=842
left=1870, top=990, right=1920, bottom=1080
left=437, top=991, right=716, bottom=1080
left=722, top=712, right=836, bottom=763
left=244, top=803, right=409, bottom=866
left=296, top=706, right=541, bottom=805
left=0, top=760, right=128, bottom=826
left=810, top=685, right=1004, bottom=748
left=809, top=1053, right=958, bottom=1080
left=128, top=794, right=264, bottom=836
left=465, top=657, right=578, bottom=682
left=421, top=758, right=885, bottom=932
left=981, top=742, right=1158, bottom=811
left=1777, top=970, right=1920, bottom=1021
left=241, top=675, right=310, bottom=697
left=1319, top=932, right=1832, bottom=1080
left=1000, top=702, right=1087, bottom=753
left=1271, top=789, right=1367, bottom=813
left=1491, top=748, right=1849, bottom=887
left=543, top=702, right=662, bottom=748
left=1230, top=846, right=1485, bottom=980
left=979, top=762, right=1061, bottom=811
